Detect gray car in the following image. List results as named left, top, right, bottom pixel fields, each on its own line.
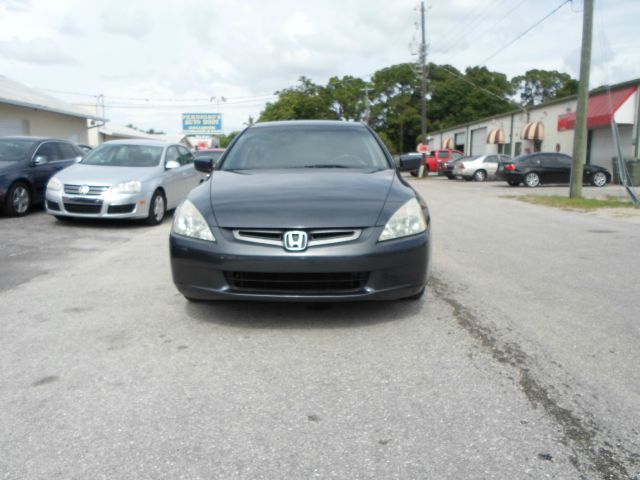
left=45, top=140, right=206, bottom=225
left=452, top=154, right=512, bottom=181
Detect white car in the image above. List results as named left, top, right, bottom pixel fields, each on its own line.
left=452, top=154, right=512, bottom=181
left=45, top=140, right=207, bottom=225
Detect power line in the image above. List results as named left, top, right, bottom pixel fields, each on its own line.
left=479, top=0, right=571, bottom=65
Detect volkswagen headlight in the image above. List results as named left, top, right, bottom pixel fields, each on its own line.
left=172, top=200, right=216, bottom=242
left=47, top=177, right=62, bottom=191
left=110, top=180, right=141, bottom=194
left=378, top=198, right=427, bottom=242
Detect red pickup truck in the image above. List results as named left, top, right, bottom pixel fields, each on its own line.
left=409, top=149, right=464, bottom=175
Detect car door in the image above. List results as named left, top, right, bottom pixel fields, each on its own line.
left=56, top=142, right=82, bottom=171
left=176, top=146, right=201, bottom=200
left=555, top=154, right=572, bottom=183
left=31, top=142, right=64, bottom=200
left=162, top=146, right=183, bottom=208
left=482, top=155, right=499, bottom=178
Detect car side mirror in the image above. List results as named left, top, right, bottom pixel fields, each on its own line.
left=165, top=160, right=181, bottom=170
left=33, top=155, right=48, bottom=166
left=194, top=157, right=214, bottom=173
left=398, top=155, right=421, bottom=172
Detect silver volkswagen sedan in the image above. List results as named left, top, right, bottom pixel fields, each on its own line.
left=45, top=140, right=206, bottom=225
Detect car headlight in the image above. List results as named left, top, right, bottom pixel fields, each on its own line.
left=47, top=177, right=62, bottom=191
left=110, top=180, right=142, bottom=194
left=378, top=198, right=427, bottom=242
left=172, top=200, right=216, bottom=242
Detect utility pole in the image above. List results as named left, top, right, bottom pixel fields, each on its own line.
left=417, top=0, right=428, bottom=178
left=569, top=0, right=593, bottom=198
left=361, top=86, right=373, bottom=125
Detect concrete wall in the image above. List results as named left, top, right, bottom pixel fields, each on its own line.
left=0, top=103, right=89, bottom=143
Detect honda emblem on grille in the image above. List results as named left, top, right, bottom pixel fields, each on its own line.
left=78, top=185, right=90, bottom=195
left=283, top=230, right=308, bottom=251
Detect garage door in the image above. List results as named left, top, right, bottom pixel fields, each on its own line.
left=470, top=127, right=487, bottom=155
left=454, top=132, right=466, bottom=151
left=0, top=119, right=29, bottom=135
left=589, top=125, right=633, bottom=170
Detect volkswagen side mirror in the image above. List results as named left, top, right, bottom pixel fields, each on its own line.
left=33, top=155, right=48, bottom=166
left=165, top=160, right=181, bottom=170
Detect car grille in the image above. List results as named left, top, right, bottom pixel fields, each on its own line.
left=225, top=271, right=369, bottom=294
left=64, top=203, right=102, bottom=214
left=64, top=184, right=109, bottom=195
left=107, top=204, right=135, bottom=214
left=232, top=229, right=361, bottom=248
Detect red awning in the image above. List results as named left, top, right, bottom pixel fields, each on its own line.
left=558, top=85, right=637, bottom=131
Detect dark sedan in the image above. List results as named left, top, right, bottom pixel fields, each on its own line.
left=501, top=152, right=611, bottom=187
left=170, top=121, right=431, bottom=302
left=0, top=137, right=84, bottom=216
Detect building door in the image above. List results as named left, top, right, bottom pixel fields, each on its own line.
left=470, top=127, right=487, bottom=155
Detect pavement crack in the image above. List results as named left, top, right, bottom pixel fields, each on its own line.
left=431, top=276, right=636, bottom=480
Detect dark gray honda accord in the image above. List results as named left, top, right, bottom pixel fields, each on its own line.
left=169, top=120, right=431, bottom=302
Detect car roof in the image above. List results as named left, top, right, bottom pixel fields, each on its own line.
left=251, top=120, right=367, bottom=130
left=101, top=139, right=172, bottom=147
left=1, top=136, right=64, bottom=142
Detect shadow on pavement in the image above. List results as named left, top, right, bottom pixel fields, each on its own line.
left=184, top=297, right=426, bottom=330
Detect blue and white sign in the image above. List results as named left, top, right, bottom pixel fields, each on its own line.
left=182, top=113, right=223, bottom=134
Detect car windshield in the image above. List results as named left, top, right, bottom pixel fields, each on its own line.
left=81, top=144, right=163, bottom=167
left=0, top=138, right=36, bottom=162
left=220, top=126, right=391, bottom=170
left=195, top=150, right=224, bottom=162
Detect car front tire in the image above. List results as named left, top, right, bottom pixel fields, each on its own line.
left=473, top=170, right=487, bottom=182
left=146, top=190, right=166, bottom=225
left=5, top=182, right=31, bottom=216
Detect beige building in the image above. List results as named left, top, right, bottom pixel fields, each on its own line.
left=429, top=78, right=639, bottom=171
left=0, top=75, right=103, bottom=143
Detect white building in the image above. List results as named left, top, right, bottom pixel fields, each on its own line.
left=429, top=78, right=639, bottom=172
left=0, top=76, right=104, bottom=143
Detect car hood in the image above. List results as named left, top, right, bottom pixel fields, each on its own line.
left=54, top=163, right=158, bottom=186
left=210, top=169, right=396, bottom=228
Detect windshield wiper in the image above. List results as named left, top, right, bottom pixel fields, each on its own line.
left=303, top=164, right=350, bottom=168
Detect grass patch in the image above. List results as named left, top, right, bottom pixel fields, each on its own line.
left=507, top=195, right=637, bottom=211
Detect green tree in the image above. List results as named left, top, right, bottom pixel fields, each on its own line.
left=511, top=69, right=579, bottom=106
left=370, top=63, right=421, bottom=153
left=259, top=76, right=338, bottom=121
left=427, top=64, right=514, bottom=132
left=326, top=75, right=367, bottom=121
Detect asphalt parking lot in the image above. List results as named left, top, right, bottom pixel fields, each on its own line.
left=1, top=177, right=639, bottom=479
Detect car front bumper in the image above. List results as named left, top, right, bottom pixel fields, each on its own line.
left=170, top=227, right=431, bottom=302
left=45, top=189, right=151, bottom=219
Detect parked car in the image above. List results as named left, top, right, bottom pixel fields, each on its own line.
left=408, top=149, right=464, bottom=176
left=438, top=156, right=467, bottom=179
left=0, top=136, right=84, bottom=216
left=45, top=140, right=206, bottom=225
left=170, top=120, right=431, bottom=302
left=452, top=154, right=513, bottom=181
left=500, top=152, right=611, bottom=187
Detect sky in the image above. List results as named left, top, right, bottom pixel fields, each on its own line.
left=0, top=0, right=638, bottom=135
